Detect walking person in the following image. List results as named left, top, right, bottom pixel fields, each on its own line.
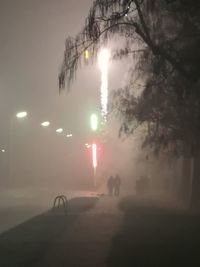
left=114, top=174, right=121, bottom=196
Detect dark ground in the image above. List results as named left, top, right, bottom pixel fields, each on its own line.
left=107, top=196, right=200, bottom=267
left=0, top=197, right=99, bottom=267
left=1, top=195, right=200, bottom=267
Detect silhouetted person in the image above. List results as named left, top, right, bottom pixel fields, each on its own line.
left=107, top=176, right=114, bottom=196
left=114, top=174, right=121, bottom=196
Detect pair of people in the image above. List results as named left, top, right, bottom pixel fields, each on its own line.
left=107, top=175, right=121, bottom=196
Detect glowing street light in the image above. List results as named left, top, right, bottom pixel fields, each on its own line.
left=84, top=50, right=89, bottom=60
left=1, top=149, right=5, bottom=153
left=41, top=121, right=50, bottom=127
left=90, top=113, right=98, bottom=131
left=16, top=111, right=27, bottom=118
left=66, top=134, right=73, bottom=138
left=56, top=128, right=63, bottom=133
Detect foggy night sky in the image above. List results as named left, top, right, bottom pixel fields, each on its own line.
left=0, top=0, right=133, bottom=189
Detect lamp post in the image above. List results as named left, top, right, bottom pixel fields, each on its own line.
left=90, top=113, right=99, bottom=188
left=9, top=111, right=28, bottom=184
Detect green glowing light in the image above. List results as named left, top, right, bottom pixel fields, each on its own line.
left=90, top=114, right=98, bottom=131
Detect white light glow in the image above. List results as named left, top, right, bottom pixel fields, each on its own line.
left=90, top=113, right=98, bottom=131
left=56, top=128, right=63, bottom=133
left=66, top=134, right=73, bottom=137
left=41, top=121, right=50, bottom=127
left=1, top=149, right=5, bottom=153
left=16, top=111, right=27, bottom=118
left=98, top=48, right=109, bottom=121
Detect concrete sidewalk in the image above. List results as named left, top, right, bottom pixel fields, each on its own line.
left=36, top=196, right=122, bottom=267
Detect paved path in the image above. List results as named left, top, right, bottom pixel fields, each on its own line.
left=37, top=197, right=122, bottom=267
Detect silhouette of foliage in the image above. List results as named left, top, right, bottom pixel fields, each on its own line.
left=59, top=0, right=200, bottom=154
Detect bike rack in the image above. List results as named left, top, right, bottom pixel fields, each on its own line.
left=52, top=195, right=68, bottom=215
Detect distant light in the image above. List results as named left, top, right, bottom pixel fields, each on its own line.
left=56, top=128, right=63, bottom=133
left=85, top=143, right=91, bottom=148
left=84, top=50, right=89, bottom=59
left=90, top=113, right=98, bottom=131
left=41, top=121, right=50, bottom=127
left=1, top=149, right=5, bottom=153
left=125, top=13, right=128, bottom=16
left=16, top=111, right=27, bottom=118
left=66, top=134, right=73, bottom=138
left=92, top=143, right=97, bottom=169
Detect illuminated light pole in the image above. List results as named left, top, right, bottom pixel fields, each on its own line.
left=41, top=121, right=50, bottom=127
left=90, top=113, right=98, bottom=131
left=92, top=143, right=97, bottom=187
left=90, top=113, right=98, bottom=187
left=98, top=48, right=110, bottom=122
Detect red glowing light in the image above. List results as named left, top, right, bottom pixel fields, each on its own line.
left=92, top=143, right=97, bottom=169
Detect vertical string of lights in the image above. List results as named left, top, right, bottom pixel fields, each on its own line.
left=98, top=49, right=110, bottom=122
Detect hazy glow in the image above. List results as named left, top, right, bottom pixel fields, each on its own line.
left=16, top=111, right=27, bottom=118
left=84, top=50, right=89, bottom=59
left=56, top=128, right=63, bottom=133
left=98, top=49, right=109, bottom=121
left=86, top=144, right=91, bottom=148
left=90, top=113, right=98, bottom=131
left=66, top=134, right=73, bottom=137
left=92, top=143, right=97, bottom=169
left=1, top=149, right=5, bottom=153
left=41, top=121, right=50, bottom=127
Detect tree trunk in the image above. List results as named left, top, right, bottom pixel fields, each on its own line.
left=180, top=156, right=192, bottom=205
left=190, top=149, right=200, bottom=209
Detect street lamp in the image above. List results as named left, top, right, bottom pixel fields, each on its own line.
left=1, top=149, right=5, bottom=153
left=41, top=121, right=50, bottom=127
left=16, top=111, right=27, bottom=118
left=56, top=128, right=63, bottom=133
left=90, top=113, right=98, bottom=131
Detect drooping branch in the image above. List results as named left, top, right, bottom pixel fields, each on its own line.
left=59, top=0, right=199, bottom=92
